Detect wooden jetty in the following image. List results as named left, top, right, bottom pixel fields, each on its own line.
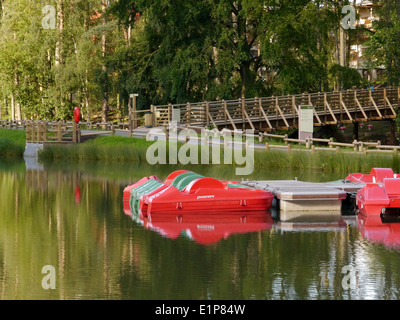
left=241, top=179, right=365, bottom=222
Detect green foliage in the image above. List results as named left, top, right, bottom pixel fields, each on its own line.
left=329, top=64, right=367, bottom=90
left=364, top=0, right=400, bottom=86
left=0, top=0, right=391, bottom=121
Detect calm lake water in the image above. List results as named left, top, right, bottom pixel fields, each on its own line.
left=1, top=158, right=400, bottom=300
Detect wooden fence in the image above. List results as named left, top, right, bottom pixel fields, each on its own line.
left=1, top=118, right=400, bottom=156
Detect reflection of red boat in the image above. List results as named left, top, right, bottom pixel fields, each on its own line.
left=139, top=212, right=273, bottom=245
left=123, top=170, right=274, bottom=217
left=357, top=213, right=400, bottom=248
left=356, top=178, right=400, bottom=219
left=346, top=168, right=397, bottom=183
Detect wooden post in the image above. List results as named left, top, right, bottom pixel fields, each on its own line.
left=151, top=104, right=156, bottom=127
left=241, top=98, right=245, bottom=130
left=37, top=121, right=41, bottom=142
left=384, top=88, right=387, bottom=117
left=57, top=122, right=62, bottom=142
left=132, top=95, right=137, bottom=129
left=398, top=87, right=400, bottom=111
left=187, top=102, right=191, bottom=125
left=206, top=101, right=209, bottom=128
left=31, top=122, right=34, bottom=142
left=292, top=96, right=296, bottom=127
left=41, top=122, right=46, bottom=143
left=73, top=121, right=77, bottom=143
left=168, top=103, right=172, bottom=125
left=129, top=113, right=133, bottom=138
left=223, top=100, right=227, bottom=126
left=25, top=122, right=30, bottom=142
left=353, top=140, right=358, bottom=152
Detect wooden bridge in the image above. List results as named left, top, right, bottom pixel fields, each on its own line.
left=145, top=86, right=400, bottom=131
left=1, top=86, right=399, bottom=145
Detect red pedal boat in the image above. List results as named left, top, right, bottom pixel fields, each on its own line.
left=356, top=178, right=400, bottom=221
left=123, top=170, right=274, bottom=217
left=346, top=168, right=397, bottom=183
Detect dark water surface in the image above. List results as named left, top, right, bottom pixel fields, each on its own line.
left=1, top=159, right=400, bottom=300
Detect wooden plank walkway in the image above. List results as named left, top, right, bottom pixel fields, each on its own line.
left=242, top=179, right=364, bottom=200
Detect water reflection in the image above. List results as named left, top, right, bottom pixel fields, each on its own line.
left=357, top=214, right=400, bottom=250
left=2, top=159, right=400, bottom=299
left=131, top=211, right=273, bottom=245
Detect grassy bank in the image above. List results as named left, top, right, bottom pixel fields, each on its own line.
left=254, top=149, right=400, bottom=174
left=0, top=129, right=25, bottom=158
left=39, top=135, right=154, bottom=161
left=1, top=128, right=398, bottom=175
left=38, top=134, right=400, bottom=174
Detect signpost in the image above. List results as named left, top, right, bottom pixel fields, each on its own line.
left=299, top=105, right=314, bottom=142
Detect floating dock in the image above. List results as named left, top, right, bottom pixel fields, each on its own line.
left=241, top=179, right=365, bottom=221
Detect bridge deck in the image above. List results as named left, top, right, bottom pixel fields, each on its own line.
left=150, top=86, right=400, bottom=130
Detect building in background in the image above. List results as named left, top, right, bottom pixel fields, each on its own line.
left=349, top=1, right=384, bottom=82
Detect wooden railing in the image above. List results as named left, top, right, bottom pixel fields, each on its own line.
left=148, top=86, right=400, bottom=131
left=1, top=118, right=400, bottom=155
left=25, top=121, right=80, bottom=144
left=1, top=87, right=399, bottom=133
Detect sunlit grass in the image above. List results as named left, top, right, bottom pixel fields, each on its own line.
left=0, top=128, right=396, bottom=175
left=0, top=129, right=25, bottom=158
left=40, top=134, right=400, bottom=175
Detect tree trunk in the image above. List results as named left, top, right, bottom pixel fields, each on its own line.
left=14, top=71, right=21, bottom=120
left=55, top=0, right=64, bottom=66
left=0, top=0, right=4, bottom=18
left=13, top=31, right=21, bottom=120
left=101, top=0, right=109, bottom=123
left=11, top=94, right=15, bottom=120
left=4, top=98, right=8, bottom=116
left=340, top=27, right=346, bottom=68
left=83, top=74, right=90, bottom=122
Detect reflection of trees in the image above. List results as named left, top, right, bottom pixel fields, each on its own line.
left=1, top=163, right=400, bottom=299
left=0, top=168, right=132, bottom=299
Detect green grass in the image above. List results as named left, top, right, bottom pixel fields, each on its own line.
left=1, top=128, right=397, bottom=175
left=254, top=148, right=400, bottom=173
left=39, top=135, right=155, bottom=162
left=39, top=134, right=400, bottom=175
left=0, top=129, right=26, bottom=158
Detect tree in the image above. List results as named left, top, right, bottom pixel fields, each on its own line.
left=365, top=0, right=400, bottom=86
